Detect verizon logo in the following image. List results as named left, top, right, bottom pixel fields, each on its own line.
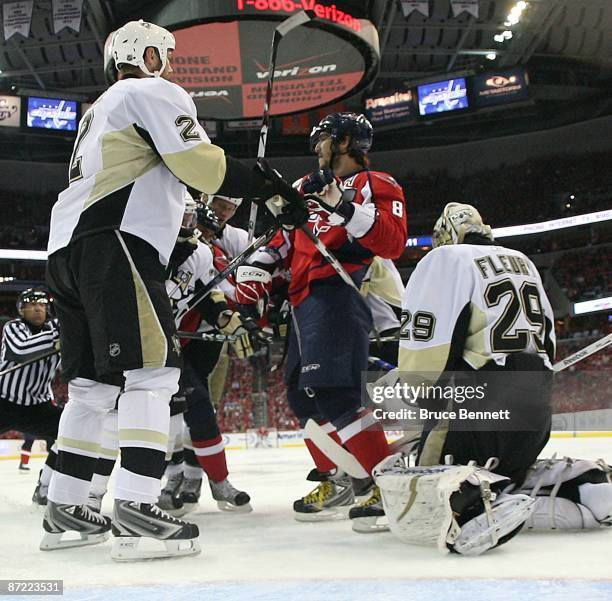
left=256, top=63, right=337, bottom=79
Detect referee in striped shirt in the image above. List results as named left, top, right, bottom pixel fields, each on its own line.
left=0, top=289, right=61, bottom=426
left=0, top=288, right=61, bottom=502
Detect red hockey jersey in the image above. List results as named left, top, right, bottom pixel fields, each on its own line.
left=265, top=169, right=407, bottom=306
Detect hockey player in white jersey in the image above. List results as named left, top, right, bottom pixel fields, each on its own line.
left=373, top=203, right=612, bottom=553
left=204, top=194, right=249, bottom=261
left=370, top=203, right=553, bottom=553
left=363, top=257, right=403, bottom=365
left=160, top=195, right=256, bottom=515
left=43, top=19, right=306, bottom=561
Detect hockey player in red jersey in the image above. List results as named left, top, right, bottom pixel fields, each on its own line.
left=235, top=112, right=407, bottom=522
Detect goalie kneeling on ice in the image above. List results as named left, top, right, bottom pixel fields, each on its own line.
left=373, top=454, right=534, bottom=556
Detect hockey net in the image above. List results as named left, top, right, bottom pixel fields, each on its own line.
left=245, top=427, right=279, bottom=449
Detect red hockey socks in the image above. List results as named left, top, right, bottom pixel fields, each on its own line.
left=304, top=420, right=339, bottom=473
left=20, top=449, right=31, bottom=466
left=337, top=410, right=390, bottom=476
left=192, top=434, right=229, bottom=483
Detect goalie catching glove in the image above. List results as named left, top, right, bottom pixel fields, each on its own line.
left=217, top=310, right=270, bottom=359
left=302, top=168, right=356, bottom=226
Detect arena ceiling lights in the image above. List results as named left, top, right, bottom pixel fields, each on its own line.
left=491, top=1, right=529, bottom=57
left=145, top=1, right=380, bottom=120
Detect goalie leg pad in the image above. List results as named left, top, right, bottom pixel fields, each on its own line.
left=518, top=456, right=612, bottom=529
left=527, top=497, right=600, bottom=530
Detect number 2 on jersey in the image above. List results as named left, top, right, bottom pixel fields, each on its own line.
left=69, top=110, right=94, bottom=183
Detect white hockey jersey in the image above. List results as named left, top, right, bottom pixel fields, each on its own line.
left=214, top=223, right=249, bottom=261
left=400, top=243, right=555, bottom=381
left=362, top=257, right=403, bottom=333
left=48, top=77, right=228, bottom=263
left=166, top=241, right=217, bottom=329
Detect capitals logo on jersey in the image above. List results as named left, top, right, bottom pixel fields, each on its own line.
left=304, top=174, right=360, bottom=237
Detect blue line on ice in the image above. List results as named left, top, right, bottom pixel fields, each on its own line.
left=47, top=579, right=612, bottom=601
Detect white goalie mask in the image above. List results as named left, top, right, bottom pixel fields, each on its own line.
left=432, top=203, right=493, bottom=248
left=111, top=19, right=175, bottom=78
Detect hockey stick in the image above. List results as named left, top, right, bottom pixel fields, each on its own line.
left=552, top=332, right=611, bottom=372
left=307, top=334, right=612, bottom=478
left=176, top=331, right=238, bottom=342
left=176, top=225, right=279, bottom=322
left=368, top=356, right=397, bottom=371
left=369, top=332, right=612, bottom=373
left=298, top=225, right=382, bottom=344
left=304, top=419, right=369, bottom=479
left=304, top=418, right=417, bottom=479
left=0, top=348, right=59, bottom=378
left=247, top=10, right=315, bottom=242
left=0, top=331, right=239, bottom=379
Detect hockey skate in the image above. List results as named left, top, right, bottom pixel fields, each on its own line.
left=293, top=470, right=354, bottom=522
left=157, top=472, right=186, bottom=517
left=18, top=462, right=30, bottom=472
left=40, top=501, right=111, bottom=550
left=178, top=477, right=202, bottom=515
left=349, top=486, right=389, bottom=533
left=209, top=478, right=252, bottom=513
left=111, top=500, right=201, bottom=561
left=353, top=476, right=375, bottom=500
left=31, top=470, right=47, bottom=508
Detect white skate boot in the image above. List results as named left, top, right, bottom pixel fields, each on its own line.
left=111, top=500, right=200, bottom=561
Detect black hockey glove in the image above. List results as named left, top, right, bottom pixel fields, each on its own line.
left=167, top=236, right=198, bottom=276
left=303, top=168, right=355, bottom=226
left=252, top=159, right=309, bottom=230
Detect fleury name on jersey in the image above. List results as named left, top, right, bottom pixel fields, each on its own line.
left=399, top=209, right=555, bottom=379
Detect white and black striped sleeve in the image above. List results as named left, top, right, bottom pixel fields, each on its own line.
left=2, top=319, right=59, bottom=363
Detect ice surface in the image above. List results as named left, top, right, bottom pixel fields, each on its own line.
left=0, top=437, right=610, bottom=601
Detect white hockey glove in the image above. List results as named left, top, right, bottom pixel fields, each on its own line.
left=303, top=168, right=355, bottom=226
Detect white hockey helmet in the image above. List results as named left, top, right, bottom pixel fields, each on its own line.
left=182, top=190, right=199, bottom=230
left=206, top=193, right=242, bottom=207
left=432, top=202, right=493, bottom=248
left=103, top=30, right=118, bottom=85
left=111, top=19, right=175, bottom=78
